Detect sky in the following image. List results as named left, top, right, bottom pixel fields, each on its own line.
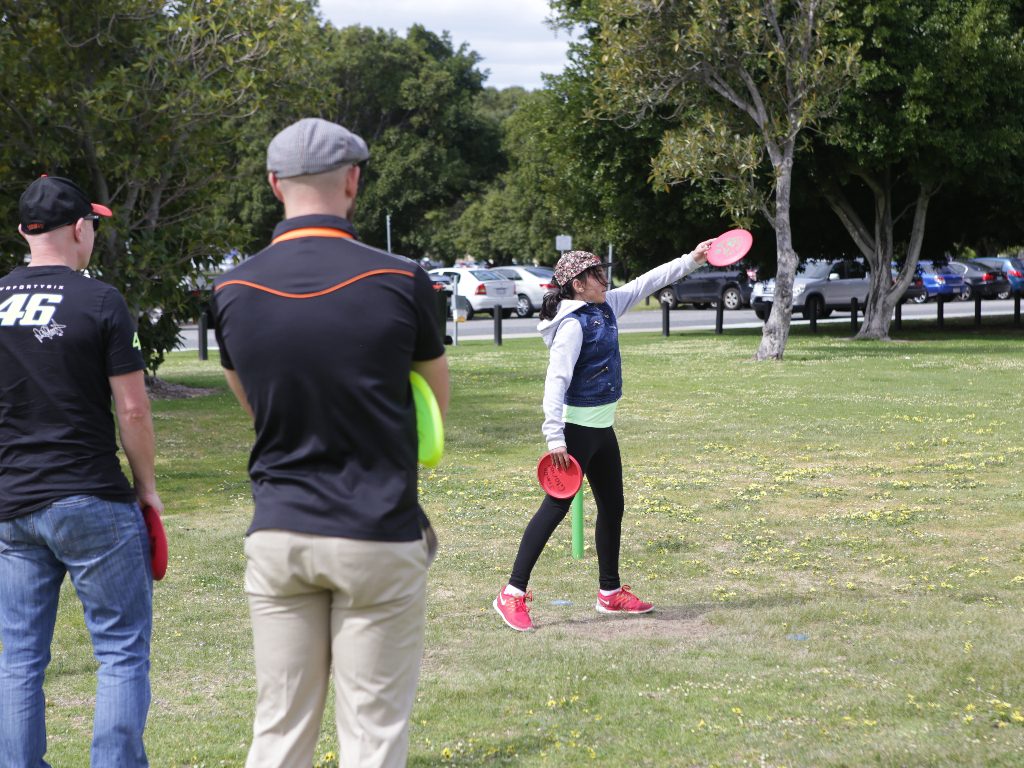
left=317, top=0, right=572, bottom=90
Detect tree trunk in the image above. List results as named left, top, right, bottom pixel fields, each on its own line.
left=858, top=184, right=932, bottom=339
left=822, top=171, right=934, bottom=340
left=856, top=173, right=896, bottom=340
left=755, top=151, right=797, bottom=360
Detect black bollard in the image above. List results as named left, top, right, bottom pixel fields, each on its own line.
left=715, top=301, right=724, bottom=334
left=975, top=294, right=982, bottom=326
left=937, top=297, right=944, bottom=328
left=493, top=305, right=503, bottom=346
left=1016, top=290, right=1021, bottom=326
left=895, top=301, right=902, bottom=331
left=851, top=297, right=859, bottom=334
left=662, top=300, right=670, bottom=337
left=198, top=306, right=209, bottom=361
left=809, top=298, right=817, bottom=334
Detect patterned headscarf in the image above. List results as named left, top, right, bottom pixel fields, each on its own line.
left=554, top=250, right=602, bottom=287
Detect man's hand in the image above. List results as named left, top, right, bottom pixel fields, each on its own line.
left=138, top=490, right=164, bottom=516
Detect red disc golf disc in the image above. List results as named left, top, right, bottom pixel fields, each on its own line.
left=537, top=453, right=583, bottom=499
left=707, top=228, right=753, bottom=267
left=142, top=505, right=168, bottom=581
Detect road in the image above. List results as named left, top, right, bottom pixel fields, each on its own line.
left=176, top=298, right=1020, bottom=351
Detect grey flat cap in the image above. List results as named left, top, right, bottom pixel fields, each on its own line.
left=266, top=118, right=369, bottom=178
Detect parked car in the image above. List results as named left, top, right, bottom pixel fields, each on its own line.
left=490, top=265, right=555, bottom=318
left=889, top=264, right=926, bottom=305
left=947, top=260, right=1011, bottom=301
left=428, top=267, right=516, bottom=320
left=971, top=256, right=1024, bottom=297
left=657, top=264, right=752, bottom=310
left=751, top=259, right=871, bottom=321
left=426, top=271, right=453, bottom=291
left=908, top=260, right=966, bottom=303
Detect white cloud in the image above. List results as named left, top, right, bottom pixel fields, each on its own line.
left=317, top=0, right=572, bottom=90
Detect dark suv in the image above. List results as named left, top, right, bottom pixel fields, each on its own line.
left=658, top=265, right=752, bottom=310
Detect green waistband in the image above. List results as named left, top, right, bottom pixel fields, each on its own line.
left=564, top=401, right=618, bottom=429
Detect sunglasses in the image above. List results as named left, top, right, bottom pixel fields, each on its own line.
left=356, top=160, right=368, bottom=195
left=81, top=214, right=101, bottom=232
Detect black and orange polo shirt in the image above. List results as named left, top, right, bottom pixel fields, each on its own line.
left=211, top=214, right=445, bottom=542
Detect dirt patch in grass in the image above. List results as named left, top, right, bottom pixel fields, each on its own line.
left=146, top=377, right=217, bottom=400
left=541, top=605, right=713, bottom=642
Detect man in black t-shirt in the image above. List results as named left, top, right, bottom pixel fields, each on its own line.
left=0, top=175, right=162, bottom=766
left=212, top=118, right=449, bottom=768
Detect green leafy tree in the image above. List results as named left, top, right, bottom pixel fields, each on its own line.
left=453, top=88, right=582, bottom=266
left=323, top=24, right=500, bottom=260
left=453, top=43, right=727, bottom=278
left=0, top=0, right=331, bottom=372
left=812, top=0, right=1024, bottom=339
left=566, top=0, right=858, bottom=359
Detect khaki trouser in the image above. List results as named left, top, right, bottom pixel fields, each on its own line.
left=243, top=528, right=434, bottom=768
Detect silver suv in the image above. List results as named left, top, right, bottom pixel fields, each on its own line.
left=751, top=259, right=870, bottom=321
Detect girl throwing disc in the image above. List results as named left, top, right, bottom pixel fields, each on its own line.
left=494, top=241, right=714, bottom=631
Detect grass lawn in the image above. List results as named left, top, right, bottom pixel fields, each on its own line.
left=34, top=319, right=1024, bottom=766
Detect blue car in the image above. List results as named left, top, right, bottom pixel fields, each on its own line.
left=910, top=260, right=965, bottom=303
left=972, top=256, right=1024, bottom=296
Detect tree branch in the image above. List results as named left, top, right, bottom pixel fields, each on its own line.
left=699, top=65, right=761, bottom=127
left=894, top=181, right=942, bottom=226
left=820, top=179, right=876, bottom=260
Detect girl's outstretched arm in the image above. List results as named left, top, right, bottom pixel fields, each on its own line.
left=605, top=239, right=715, bottom=316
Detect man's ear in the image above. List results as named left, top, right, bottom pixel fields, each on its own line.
left=346, top=164, right=361, bottom=199
left=268, top=172, right=285, bottom=203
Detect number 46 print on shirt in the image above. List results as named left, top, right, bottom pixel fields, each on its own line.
left=0, top=292, right=66, bottom=341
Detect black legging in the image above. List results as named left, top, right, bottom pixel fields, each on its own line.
left=509, top=422, right=624, bottom=592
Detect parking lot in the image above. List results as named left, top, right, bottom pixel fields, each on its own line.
left=176, top=297, right=1024, bottom=350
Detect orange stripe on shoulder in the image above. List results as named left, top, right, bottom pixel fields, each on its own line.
left=215, top=269, right=414, bottom=299
left=271, top=227, right=355, bottom=245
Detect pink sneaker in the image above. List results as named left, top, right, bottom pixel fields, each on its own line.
left=493, top=588, right=534, bottom=631
left=595, top=585, right=653, bottom=614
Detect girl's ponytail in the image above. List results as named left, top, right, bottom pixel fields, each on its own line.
left=539, top=281, right=575, bottom=321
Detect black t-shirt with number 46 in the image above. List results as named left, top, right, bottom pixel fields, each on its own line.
left=0, top=265, right=145, bottom=520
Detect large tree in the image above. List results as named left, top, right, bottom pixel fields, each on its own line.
left=556, top=0, right=858, bottom=359
left=0, top=0, right=332, bottom=372
left=453, top=40, right=727, bottom=277
left=812, top=0, right=1024, bottom=339
left=322, top=24, right=501, bottom=260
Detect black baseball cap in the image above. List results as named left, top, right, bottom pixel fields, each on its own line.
left=19, top=175, right=113, bottom=235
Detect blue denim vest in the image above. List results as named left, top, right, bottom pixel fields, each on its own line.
left=564, top=304, right=622, bottom=407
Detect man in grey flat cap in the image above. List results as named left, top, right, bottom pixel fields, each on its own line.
left=211, top=118, right=449, bottom=768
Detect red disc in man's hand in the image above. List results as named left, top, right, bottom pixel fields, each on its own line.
left=142, top=505, right=168, bottom=581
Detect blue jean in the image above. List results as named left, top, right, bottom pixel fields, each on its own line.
left=0, top=495, right=153, bottom=768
